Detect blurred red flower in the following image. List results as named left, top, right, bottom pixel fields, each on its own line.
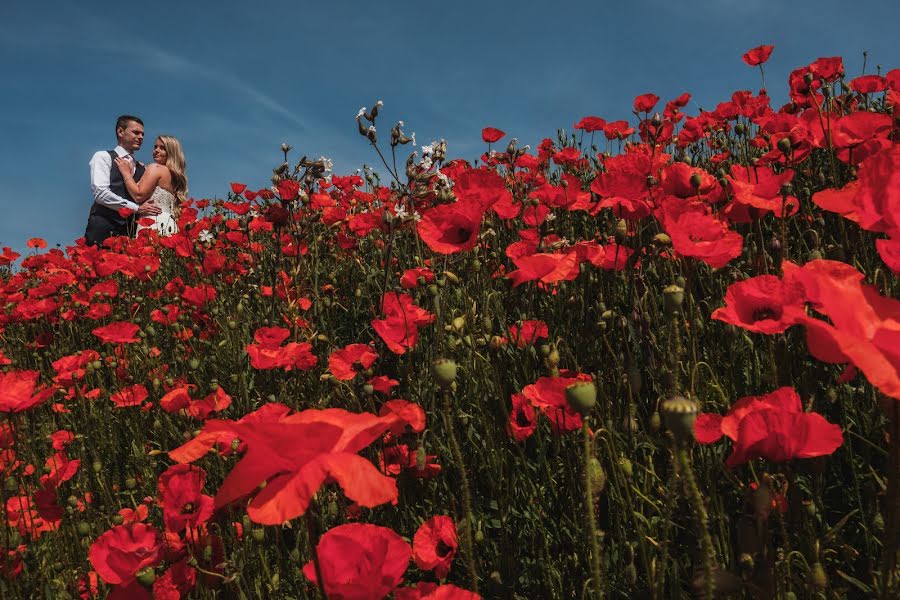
left=741, top=44, right=774, bottom=66
left=633, top=93, right=660, bottom=113
left=521, top=373, right=592, bottom=434
left=302, top=522, right=411, bottom=599
left=26, top=238, right=47, bottom=249
left=481, top=127, right=505, bottom=143
left=574, top=116, right=606, bottom=132
left=329, top=343, right=378, bottom=380
left=508, top=320, right=549, bottom=348
left=170, top=404, right=405, bottom=524
left=695, top=387, right=843, bottom=467
left=418, top=200, right=484, bottom=254
left=0, top=370, right=54, bottom=413
left=508, top=393, right=537, bottom=441
left=229, top=182, right=247, bottom=195
left=88, top=522, right=163, bottom=586
left=657, top=197, right=743, bottom=268
left=372, top=292, right=434, bottom=355
left=92, top=321, right=140, bottom=344
left=110, top=384, right=149, bottom=409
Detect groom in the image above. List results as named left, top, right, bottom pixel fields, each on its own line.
left=84, top=115, right=161, bottom=246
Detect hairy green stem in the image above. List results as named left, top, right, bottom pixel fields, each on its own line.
left=582, top=418, right=604, bottom=599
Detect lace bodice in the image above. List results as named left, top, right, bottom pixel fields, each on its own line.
left=148, top=186, right=177, bottom=214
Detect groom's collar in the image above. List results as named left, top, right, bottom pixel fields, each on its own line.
left=114, top=145, right=130, bottom=157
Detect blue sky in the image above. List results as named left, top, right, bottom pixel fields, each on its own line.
left=1, top=0, right=897, bottom=257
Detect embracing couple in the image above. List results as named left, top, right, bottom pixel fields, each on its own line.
left=85, top=115, right=188, bottom=246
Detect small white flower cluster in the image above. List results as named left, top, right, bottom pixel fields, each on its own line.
left=198, top=229, right=214, bottom=243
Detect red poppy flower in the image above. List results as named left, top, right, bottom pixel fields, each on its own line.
left=781, top=260, right=900, bottom=400
left=169, top=404, right=405, bottom=524
left=417, top=199, right=484, bottom=254
left=574, top=116, right=607, bottom=132
left=400, top=267, right=435, bottom=289
left=508, top=320, right=549, bottom=348
left=695, top=387, right=843, bottom=467
left=329, top=344, right=378, bottom=381
left=395, top=583, right=481, bottom=599
left=92, top=321, right=140, bottom=344
left=26, top=238, right=47, bottom=249
left=633, top=93, right=660, bottom=113
left=153, top=559, right=197, bottom=600
left=88, top=522, right=163, bottom=585
left=302, top=523, right=411, bottom=600
left=481, top=127, right=505, bottom=143
left=711, top=274, right=807, bottom=334
left=230, top=182, right=247, bottom=195
left=850, top=74, right=888, bottom=94
left=657, top=197, right=743, bottom=268
left=728, top=166, right=798, bottom=217
left=0, top=370, right=54, bottom=413
left=413, top=515, right=458, bottom=579
left=507, top=251, right=580, bottom=288
left=379, top=399, right=426, bottom=434
left=246, top=327, right=317, bottom=371
left=372, top=292, right=435, bottom=355
left=0, top=247, right=20, bottom=266
left=520, top=374, right=591, bottom=434
left=741, top=44, right=774, bottom=66
left=110, top=384, right=149, bottom=409
left=276, top=179, right=301, bottom=202
left=662, top=162, right=723, bottom=202
left=157, top=464, right=214, bottom=532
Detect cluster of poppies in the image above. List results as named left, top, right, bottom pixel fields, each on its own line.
left=0, top=45, right=898, bottom=597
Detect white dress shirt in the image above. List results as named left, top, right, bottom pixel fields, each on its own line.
left=89, top=145, right=139, bottom=212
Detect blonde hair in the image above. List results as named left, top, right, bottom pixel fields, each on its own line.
left=157, top=135, right=188, bottom=203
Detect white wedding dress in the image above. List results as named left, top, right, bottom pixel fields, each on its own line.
left=138, top=186, right=179, bottom=236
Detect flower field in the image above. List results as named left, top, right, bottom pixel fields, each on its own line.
left=1, top=47, right=899, bottom=599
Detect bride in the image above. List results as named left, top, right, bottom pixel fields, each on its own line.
left=115, top=135, right=187, bottom=235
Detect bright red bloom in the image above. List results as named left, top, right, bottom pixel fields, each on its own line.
left=742, top=45, right=774, bottom=66
left=400, top=266, right=435, bottom=289
left=372, top=292, right=434, bottom=355
left=157, top=464, right=214, bottom=532
left=657, top=197, right=743, bottom=268
left=92, top=321, right=140, bottom=344
left=481, top=127, right=505, bottom=143
left=782, top=260, right=900, bottom=400
left=413, top=516, right=458, bottom=579
left=276, top=179, right=301, bottom=201
left=728, top=166, right=798, bottom=217
left=520, top=373, right=592, bottom=434
left=229, top=182, right=247, bottom=195
left=508, top=393, right=537, bottom=441
left=169, top=404, right=405, bottom=524
left=711, top=275, right=807, bottom=334
left=574, top=116, right=606, bottom=132
left=417, top=200, right=483, bottom=254
left=395, top=583, right=481, bottom=599
left=26, top=238, right=47, bottom=249
left=329, top=343, right=378, bottom=380
left=246, top=326, right=317, bottom=371
left=633, top=93, right=660, bottom=113
left=850, top=74, right=888, bottom=94
left=88, top=523, right=163, bottom=585
left=109, top=384, right=149, bottom=409
left=302, top=523, right=411, bottom=600
left=153, top=559, right=196, bottom=600
left=0, top=370, right=54, bottom=413
left=508, top=320, right=549, bottom=348
left=695, top=387, right=842, bottom=467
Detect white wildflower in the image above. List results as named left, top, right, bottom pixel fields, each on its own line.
left=198, top=229, right=214, bottom=243
left=412, top=210, right=422, bottom=222
left=356, top=106, right=366, bottom=119
left=394, top=204, right=408, bottom=219
left=318, top=156, right=333, bottom=173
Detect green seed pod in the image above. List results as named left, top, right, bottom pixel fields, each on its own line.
left=252, top=527, right=265, bottom=542
left=565, top=381, right=597, bottom=416
left=587, top=457, right=606, bottom=496
left=432, top=359, right=458, bottom=389
left=290, top=548, right=302, bottom=563
left=92, top=460, right=102, bottom=473
left=189, top=358, right=200, bottom=370
left=663, top=284, right=684, bottom=315
left=125, top=478, right=137, bottom=490
left=77, top=522, right=91, bottom=537
left=112, top=514, right=124, bottom=525
left=618, top=457, right=633, bottom=478
left=648, top=411, right=662, bottom=433
left=3, top=477, right=16, bottom=492
left=809, top=562, right=827, bottom=590
left=135, top=567, right=155, bottom=587
left=474, top=529, right=485, bottom=543
left=661, top=395, right=699, bottom=445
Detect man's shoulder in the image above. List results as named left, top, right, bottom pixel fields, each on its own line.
left=90, top=150, right=114, bottom=162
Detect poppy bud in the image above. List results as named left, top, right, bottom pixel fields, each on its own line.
left=432, top=358, right=458, bottom=389
left=648, top=411, right=661, bottom=433
left=661, top=395, right=699, bottom=445
left=125, top=478, right=137, bottom=490
left=452, top=316, right=466, bottom=331
left=112, top=514, right=124, bottom=525
left=587, top=457, right=606, bottom=496
left=663, top=284, right=685, bottom=316
left=614, top=219, right=628, bottom=244
left=618, top=457, right=633, bottom=478
left=77, top=522, right=91, bottom=537
left=777, top=137, right=792, bottom=154
left=689, top=173, right=703, bottom=189
left=652, top=233, right=672, bottom=247
left=809, top=562, right=828, bottom=589
left=565, top=380, right=597, bottom=416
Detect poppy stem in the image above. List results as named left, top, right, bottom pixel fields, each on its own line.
left=304, top=507, right=328, bottom=600
left=441, top=389, right=479, bottom=594
left=880, top=399, right=900, bottom=598
left=675, top=446, right=717, bottom=600
left=582, top=418, right=604, bottom=599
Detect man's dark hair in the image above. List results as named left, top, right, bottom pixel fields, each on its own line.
left=115, top=115, right=144, bottom=135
